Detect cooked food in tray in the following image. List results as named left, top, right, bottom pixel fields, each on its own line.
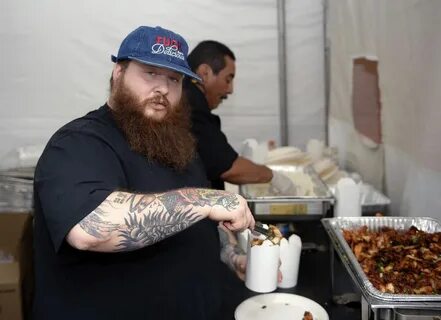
left=343, top=225, right=441, bottom=294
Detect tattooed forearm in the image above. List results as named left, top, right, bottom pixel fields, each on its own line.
left=127, top=194, right=156, bottom=213
left=156, top=189, right=239, bottom=218
left=116, top=207, right=199, bottom=251
left=157, top=191, right=190, bottom=216
left=77, top=191, right=205, bottom=252
left=113, top=192, right=156, bottom=214
left=78, top=203, right=120, bottom=239
left=180, top=189, right=240, bottom=210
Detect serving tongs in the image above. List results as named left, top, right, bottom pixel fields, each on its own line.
left=253, top=221, right=274, bottom=239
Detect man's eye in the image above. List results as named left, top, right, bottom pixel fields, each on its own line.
left=147, top=72, right=157, bottom=76
left=169, top=76, right=181, bottom=83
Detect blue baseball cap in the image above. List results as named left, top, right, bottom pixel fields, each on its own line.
left=111, top=26, right=201, bottom=82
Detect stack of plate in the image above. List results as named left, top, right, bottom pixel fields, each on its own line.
left=265, top=147, right=311, bottom=166
left=312, top=158, right=339, bottom=182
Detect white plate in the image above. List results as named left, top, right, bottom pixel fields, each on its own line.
left=235, top=293, right=329, bottom=320
left=324, top=170, right=346, bottom=186
left=267, top=147, right=302, bottom=159
left=319, top=165, right=339, bottom=182
left=265, top=155, right=310, bottom=166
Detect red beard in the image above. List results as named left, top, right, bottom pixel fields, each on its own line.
left=109, top=75, right=196, bottom=171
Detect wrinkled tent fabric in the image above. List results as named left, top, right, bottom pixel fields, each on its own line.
left=3, top=0, right=439, bottom=219
left=0, top=0, right=325, bottom=163
left=328, top=0, right=441, bottom=219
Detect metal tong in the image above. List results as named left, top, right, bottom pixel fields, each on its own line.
left=253, top=221, right=273, bottom=238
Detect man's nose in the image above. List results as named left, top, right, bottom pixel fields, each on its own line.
left=153, top=76, right=169, bottom=95
left=227, top=82, right=234, bottom=94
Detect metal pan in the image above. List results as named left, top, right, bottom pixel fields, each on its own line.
left=322, top=216, right=441, bottom=303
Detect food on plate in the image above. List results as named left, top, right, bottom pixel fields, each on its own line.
left=302, top=311, right=313, bottom=320
left=251, top=224, right=284, bottom=247
left=343, top=225, right=441, bottom=294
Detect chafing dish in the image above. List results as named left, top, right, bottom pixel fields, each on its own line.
left=322, top=216, right=441, bottom=319
left=240, top=165, right=334, bottom=218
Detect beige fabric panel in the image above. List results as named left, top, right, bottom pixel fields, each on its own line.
left=327, top=0, right=384, bottom=190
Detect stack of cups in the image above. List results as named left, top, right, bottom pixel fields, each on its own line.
left=278, top=234, right=302, bottom=288
left=335, top=177, right=361, bottom=217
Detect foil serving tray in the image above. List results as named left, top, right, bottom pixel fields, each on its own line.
left=240, top=165, right=334, bottom=216
left=322, top=216, right=441, bottom=303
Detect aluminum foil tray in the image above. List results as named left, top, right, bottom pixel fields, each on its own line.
left=322, top=216, right=441, bottom=303
left=240, top=165, right=334, bottom=216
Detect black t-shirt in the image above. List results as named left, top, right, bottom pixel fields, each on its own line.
left=184, top=79, right=238, bottom=190
left=33, top=105, right=223, bottom=320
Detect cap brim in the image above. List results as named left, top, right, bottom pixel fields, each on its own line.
left=111, top=55, right=201, bottom=82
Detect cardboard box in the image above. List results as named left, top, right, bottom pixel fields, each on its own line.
left=0, top=262, right=21, bottom=320
left=0, top=212, right=33, bottom=320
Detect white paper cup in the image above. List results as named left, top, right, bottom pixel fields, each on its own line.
left=245, top=237, right=280, bottom=293
left=278, top=234, right=302, bottom=288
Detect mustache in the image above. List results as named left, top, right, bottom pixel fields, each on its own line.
left=144, top=95, right=171, bottom=108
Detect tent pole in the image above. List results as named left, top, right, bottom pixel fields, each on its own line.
left=323, top=0, right=330, bottom=146
left=277, top=0, right=288, bottom=146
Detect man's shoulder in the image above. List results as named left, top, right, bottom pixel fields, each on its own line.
left=48, top=105, right=119, bottom=147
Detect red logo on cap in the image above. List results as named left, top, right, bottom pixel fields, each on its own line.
left=155, top=36, right=182, bottom=50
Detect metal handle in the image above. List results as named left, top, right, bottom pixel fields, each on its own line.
left=253, top=221, right=272, bottom=237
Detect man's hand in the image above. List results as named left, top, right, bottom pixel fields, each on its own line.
left=208, top=193, right=255, bottom=231
left=269, top=171, right=298, bottom=196
left=218, top=223, right=247, bottom=281
left=233, top=254, right=247, bottom=281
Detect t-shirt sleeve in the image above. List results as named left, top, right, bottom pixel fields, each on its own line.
left=34, top=132, right=126, bottom=252
left=191, top=110, right=238, bottom=181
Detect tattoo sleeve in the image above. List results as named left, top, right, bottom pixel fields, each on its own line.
left=77, top=188, right=237, bottom=252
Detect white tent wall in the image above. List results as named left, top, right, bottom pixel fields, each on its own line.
left=0, top=0, right=279, bottom=164
left=285, top=0, right=326, bottom=148
left=328, top=0, right=441, bottom=219
left=0, top=0, right=326, bottom=166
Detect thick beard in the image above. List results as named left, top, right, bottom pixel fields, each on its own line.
left=109, top=75, right=196, bottom=171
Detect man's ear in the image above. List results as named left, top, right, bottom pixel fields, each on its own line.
left=195, top=63, right=213, bottom=82
left=112, top=63, right=126, bottom=81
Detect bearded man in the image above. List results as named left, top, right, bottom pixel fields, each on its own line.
left=32, top=26, right=254, bottom=320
